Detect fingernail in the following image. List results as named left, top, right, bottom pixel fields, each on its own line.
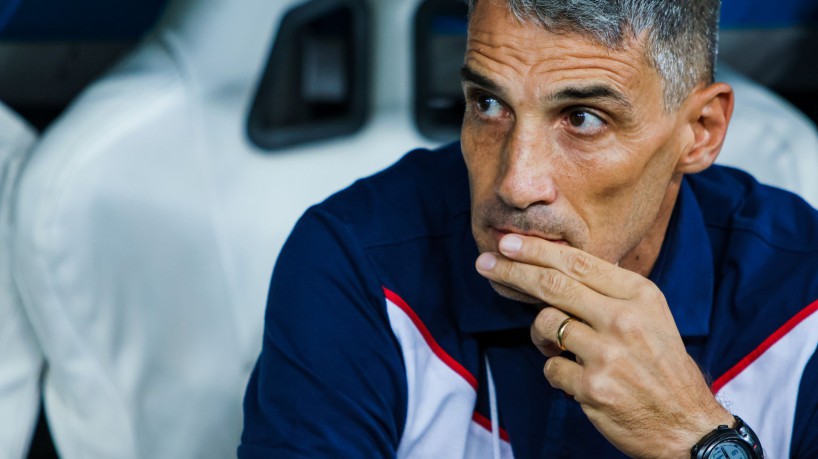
left=499, top=234, right=522, bottom=253
left=476, top=253, right=497, bottom=271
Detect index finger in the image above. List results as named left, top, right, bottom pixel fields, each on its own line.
left=497, top=234, right=644, bottom=300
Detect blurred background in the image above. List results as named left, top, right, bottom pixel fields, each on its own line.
left=1, top=0, right=816, bottom=458
left=3, top=0, right=818, bottom=133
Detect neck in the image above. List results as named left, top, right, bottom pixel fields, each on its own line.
left=619, top=174, right=682, bottom=277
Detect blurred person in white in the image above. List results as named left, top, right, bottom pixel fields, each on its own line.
left=0, top=101, right=39, bottom=459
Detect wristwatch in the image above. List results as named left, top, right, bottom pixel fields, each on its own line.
left=691, top=416, right=764, bottom=459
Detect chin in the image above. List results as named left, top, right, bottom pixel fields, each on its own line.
left=489, top=280, right=543, bottom=304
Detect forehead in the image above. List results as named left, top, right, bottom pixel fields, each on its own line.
left=466, top=1, right=661, bottom=105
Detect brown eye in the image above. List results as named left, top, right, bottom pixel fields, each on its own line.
left=474, top=94, right=504, bottom=118
left=477, top=96, right=492, bottom=112
left=566, top=109, right=606, bottom=135
left=569, top=112, right=587, bottom=127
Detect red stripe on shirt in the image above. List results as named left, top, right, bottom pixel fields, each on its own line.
left=383, top=287, right=478, bottom=390
left=712, top=298, right=818, bottom=394
left=472, top=412, right=511, bottom=443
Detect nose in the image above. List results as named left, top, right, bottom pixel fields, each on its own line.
left=494, top=122, right=558, bottom=210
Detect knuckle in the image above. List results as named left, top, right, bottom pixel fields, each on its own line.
left=645, top=286, right=666, bottom=306
left=582, top=372, right=613, bottom=406
left=567, top=250, right=595, bottom=278
left=493, top=256, right=512, bottom=278
left=531, top=317, right=546, bottom=345
left=596, top=343, right=623, bottom=366
left=532, top=310, right=548, bottom=331
left=537, top=269, right=570, bottom=297
left=533, top=309, right=555, bottom=333
left=617, top=272, right=648, bottom=299
left=610, top=311, right=638, bottom=335
left=497, top=259, right=522, bottom=285
left=532, top=308, right=563, bottom=344
left=632, top=277, right=662, bottom=301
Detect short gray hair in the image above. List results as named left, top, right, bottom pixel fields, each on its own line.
left=467, top=0, right=721, bottom=109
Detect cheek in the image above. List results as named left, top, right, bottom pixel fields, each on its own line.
left=583, top=146, right=678, bottom=243
left=565, top=146, right=667, bottom=231
left=565, top=150, right=644, bottom=207
left=579, top=128, right=678, bottom=203
left=557, top=129, right=649, bottom=198
left=461, top=120, right=506, bottom=196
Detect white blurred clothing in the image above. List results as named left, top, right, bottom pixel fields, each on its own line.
left=0, top=102, right=40, bottom=459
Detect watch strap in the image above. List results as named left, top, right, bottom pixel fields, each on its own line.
left=691, top=415, right=764, bottom=459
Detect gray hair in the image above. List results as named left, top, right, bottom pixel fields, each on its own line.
left=467, top=0, right=721, bottom=109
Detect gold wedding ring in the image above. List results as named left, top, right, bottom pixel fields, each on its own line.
left=556, top=317, right=575, bottom=351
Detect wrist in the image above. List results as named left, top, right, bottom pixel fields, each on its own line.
left=690, top=415, right=764, bottom=459
left=667, top=404, right=735, bottom=458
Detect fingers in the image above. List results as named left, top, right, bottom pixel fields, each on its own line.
left=531, top=307, right=597, bottom=360
left=477, top=251, right=610, bottom=326
left=543, top=355, right=583, bottom=397
left=530, top=312, right=563, bottom=358
left=497, top=234, right=644, bottom=300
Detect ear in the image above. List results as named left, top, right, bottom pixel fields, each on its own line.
left=675, top=82, right=734, bottom=174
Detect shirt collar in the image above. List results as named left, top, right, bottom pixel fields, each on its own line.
left=455, top=177, right=714, bottom=337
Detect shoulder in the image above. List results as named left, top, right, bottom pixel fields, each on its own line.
left=279, top=141, right=472, bottom=303
left=279, top=141, right=481, bottom=379
left=688, top=164, right=818, bottom=375
left=688, top=164, right=818, bottom=253
left=688, top=166, right=818, bottom=457
left=289, top=141, right=474, bottom=316
left=309, top=142, right=471, bottom=249
left=689, top=165, right=818, bottom=314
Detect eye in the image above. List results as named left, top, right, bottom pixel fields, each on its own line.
left=567, top=110, right=606, bottom=136
left=474, top=93, right=505, bottom=119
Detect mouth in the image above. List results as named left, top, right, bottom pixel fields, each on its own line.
left=490, top=227, right=569, bottom=247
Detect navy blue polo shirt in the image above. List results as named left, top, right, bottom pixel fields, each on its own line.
left=240, top=143, right=818, bottom=458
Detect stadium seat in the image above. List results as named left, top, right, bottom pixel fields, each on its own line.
left=717, top=0, right=818, bottom=207
left=10, top=0, right=428, bottom=457
left=719, top=0, right=818, bottom=127
left=717, top=65, right=818, bottom=207
left=0, top=101, right=40, bottom=459
left=0, top=0, right=166, bottom=40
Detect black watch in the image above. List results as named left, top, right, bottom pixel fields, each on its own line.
left=691, top=416, right=764, bottom=459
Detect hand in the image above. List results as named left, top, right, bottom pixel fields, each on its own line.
left=476, top=234, right=734, bottom=459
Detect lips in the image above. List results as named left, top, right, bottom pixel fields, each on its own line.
left=490, top=227, right=569, bottom=246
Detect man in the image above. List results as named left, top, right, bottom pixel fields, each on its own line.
left=240, top=0, right=818, bottom=457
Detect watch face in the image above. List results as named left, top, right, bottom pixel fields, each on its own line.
left=709, top=441, right=752, bottom=459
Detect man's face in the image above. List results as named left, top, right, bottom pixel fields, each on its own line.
left=462, top=1, right=693, bottom=300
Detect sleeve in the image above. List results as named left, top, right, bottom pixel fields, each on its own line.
left=239, top=207, right=408, bottom=458
left=792, top=348, right=818, bottom=457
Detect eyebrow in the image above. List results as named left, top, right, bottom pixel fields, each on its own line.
left=461, top=64, right=634, bottom=113
left=548, top=85, right=633, bottom=111
left=460, top=65, right=503, bottom=95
